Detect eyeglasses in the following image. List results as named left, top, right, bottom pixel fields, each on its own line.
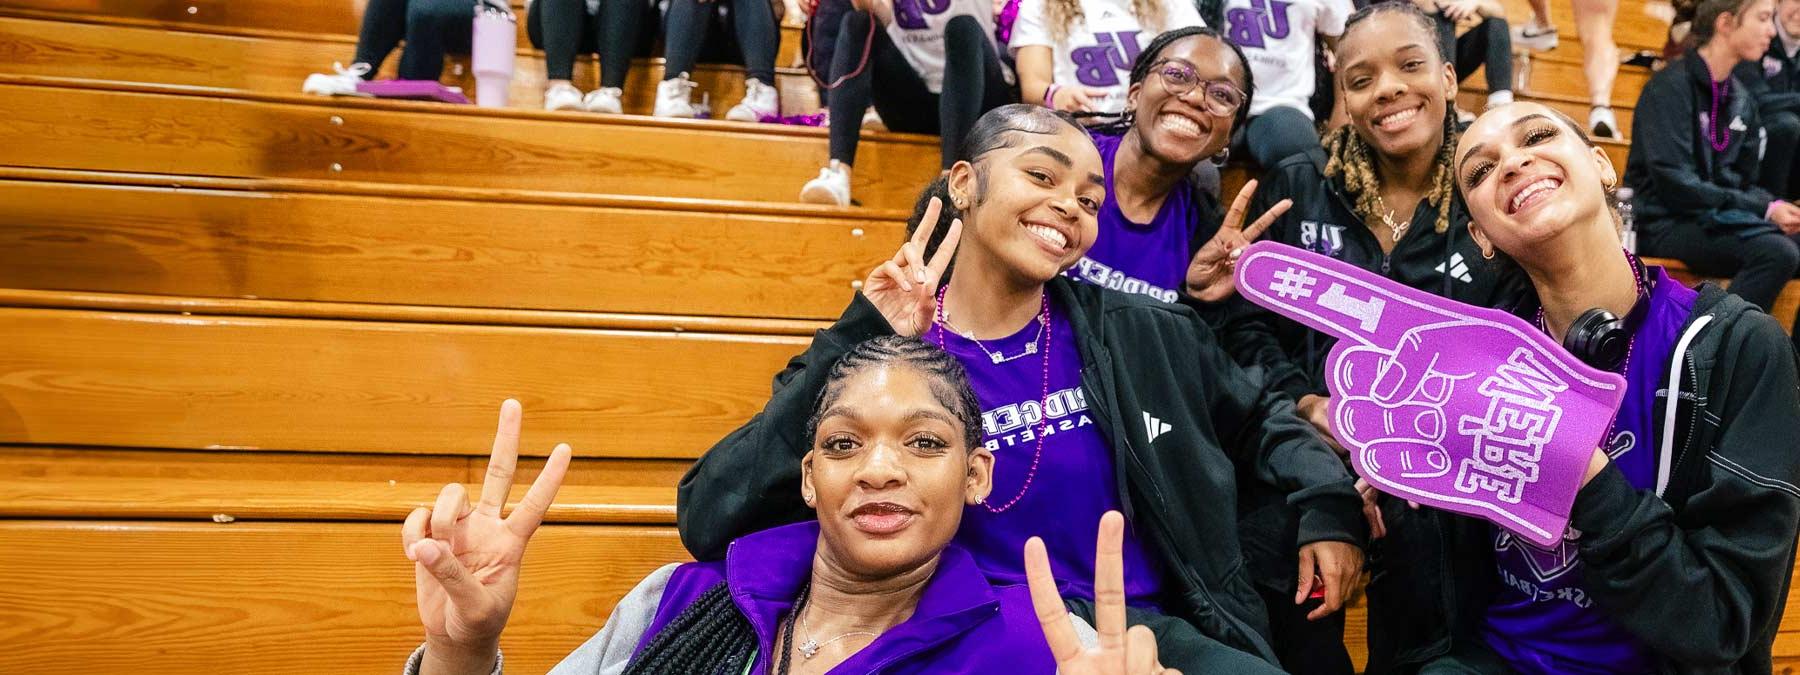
left=1151, top=60, right=1246, bottom=118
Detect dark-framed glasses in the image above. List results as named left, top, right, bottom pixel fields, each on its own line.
left=1152, top=60, right=1245, bottom=118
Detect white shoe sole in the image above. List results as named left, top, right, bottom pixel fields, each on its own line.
left=799, top=182, right=848, bottom=206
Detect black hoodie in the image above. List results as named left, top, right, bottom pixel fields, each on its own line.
left=1363, top=285, right=1800, bottom=675
left=675, top=277, right=1366, bottom=662
left=1625, top=49, right=1776, bottom=242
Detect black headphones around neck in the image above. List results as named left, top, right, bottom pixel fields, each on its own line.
left=1558, top=254, right=1649, bottom=371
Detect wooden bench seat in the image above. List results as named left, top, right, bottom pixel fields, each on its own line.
left=0, top=305, right=811, bottom=458
left=0, top=519, right=690, bottom=675
left=1648, top=257, right=1800, bottom=332
left=0, top=15, right=821, bottom=118
left=0, top=75, right=938, bottom=209
left=0, top=168, right=901, bottom=322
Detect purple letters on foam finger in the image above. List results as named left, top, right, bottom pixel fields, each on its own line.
left=1234, top=242, right=1626, bottom=548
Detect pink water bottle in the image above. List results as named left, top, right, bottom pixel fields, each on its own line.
left=471, top=0, right=517, bottom=108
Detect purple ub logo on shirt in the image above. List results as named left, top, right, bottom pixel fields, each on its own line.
left=1234, top=242, right=1626, bottom=548
left=893, top=0, right=953, bottom=29
left=1224, top=0, right=1293, bottom=49
left=1069, top=31, right=1143, bottom=87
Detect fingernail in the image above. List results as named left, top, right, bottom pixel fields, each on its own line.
left=413, top=541, right=438, bottom=565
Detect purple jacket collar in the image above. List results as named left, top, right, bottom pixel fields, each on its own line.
left=639, top=521, right=1056, bottom=674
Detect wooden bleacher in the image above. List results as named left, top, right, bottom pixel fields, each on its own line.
left=0, top=0, right=1794, bottom=673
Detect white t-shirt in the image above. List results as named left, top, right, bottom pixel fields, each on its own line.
left=1219, top=0, right=1350, bottom=118
left=1009, top=0, right=1204, bottom=114
left=885, top=0, right=1013, bottom=93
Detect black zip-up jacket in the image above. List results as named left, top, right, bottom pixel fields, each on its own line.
left=1626, top=49, right=1775, bottom=241
left=1734, top=36, right=1800, bottom=100
left=1364, top=285, right=1800, bottom=675
left=1218, top=151, right=1528, bottom=402
left=676, top=277, right=1366, bottom=662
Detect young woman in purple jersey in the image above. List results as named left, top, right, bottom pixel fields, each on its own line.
left=681, top=103, right=1364, bottom=673
left=1355, top=100, right=1800, bottom=675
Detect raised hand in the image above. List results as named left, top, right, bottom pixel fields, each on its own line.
left=1184, top=179, right=1291, bottom=302
left=1026, top=511, right=1179, bottom=675
left=1234, top=242, right=1627, bottom=548
left=403, top=399, right=573, bottom=674
left=862, top=196, right=962, bottom=337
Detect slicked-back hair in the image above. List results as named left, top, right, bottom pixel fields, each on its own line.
left=1691, top=0, right=1766, bottom=45
left=804, top=336, right=984, bottom=452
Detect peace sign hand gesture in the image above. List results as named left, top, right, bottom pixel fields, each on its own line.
left=1185, top=179, right=1292, bottom=303
left=403, top=399, right=573, bottom=675
left=1027, top=511, right=1179, bottom=675
left=862, top=196, right=963, bottom=337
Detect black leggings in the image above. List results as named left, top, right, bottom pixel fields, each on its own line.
left=1646, top=223, right=1800, bottom=350
left=1760, top=107, right=1800, bottom=199
left=527, top=0, right=644, bottom=87
left=353, top=0, right=474, bottom=81
left=827, top=13, right=1014, bottom=168
left=1435, top=14, right=1512, bottom=96
left=663, top=0, right=779, bottom=84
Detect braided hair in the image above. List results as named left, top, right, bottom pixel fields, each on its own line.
left=1324, top=1, right=1459, bottom=235
left=804, top=336, right=984, bottom=452
left=1088, top=26, right=1256, bottom=141
left=620, top=584, right=756, bottom=675
left=624, top=337, right=981, bottom=675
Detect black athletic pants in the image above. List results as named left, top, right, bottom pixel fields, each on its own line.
left=527, top=0, right=645, bottom=87
left=1435, top=14, right=1512, bottom=98
left=827, top=12, right=1013, bottom=168
left=664, top=0, right=779, bottom=84
left=1646, top=223, right=1800, bottom=352
left=353, top=0, right=474, bottom=81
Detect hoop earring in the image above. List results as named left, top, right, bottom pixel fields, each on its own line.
left=1481, top=248, right=1495, bottom=260
left=1210, top=147, right=1231, bottom=166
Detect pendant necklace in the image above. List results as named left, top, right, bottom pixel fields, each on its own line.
left=932, top=285, right=1052, bottom=513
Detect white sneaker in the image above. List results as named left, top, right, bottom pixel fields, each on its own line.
left=302, top=62, right=372, bottom=96
left=726, top=79, right=779, bottom=122
left=584, top=87, right=623, bottom=114
left=862, top=107, right=885, bottom=130
left=799, top=161, right=852, bottom=206
left=1590, top=106, right=1622, bottom=141
left=655, top=73, right=701, bottom=118
left=1511, top=23, right=1559, bottom=51
left=544, top=82, right=583, bottom=111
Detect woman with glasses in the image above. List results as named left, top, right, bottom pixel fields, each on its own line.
left=1061, top=27, right=1281, bottom=307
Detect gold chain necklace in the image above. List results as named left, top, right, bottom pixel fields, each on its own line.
left=1371, top=191, right=1411, bottom=242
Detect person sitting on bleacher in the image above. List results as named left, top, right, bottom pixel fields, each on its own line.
left=302, top=0, right=474, bottom=95
left=797, top=0, right=1018, bottom=205
left=1208, top=6, right=1529, bottom=668
left=657, top=0, right=786, bottom=120
left=687, top=103, right=1365, bottom=673
left=1008, top=0, right=1204, bottom=117
left=1215, top=0, right=1354, bottom=168
left=1061, top=26, right=1275, bottom=305
left=1348, top=99, right=1800, bottom=675
left=394, top=341, right=1180, bottom=675
left=1413, top=0, right=1514, bottom=122
left=1630, top=0, right=1800, bottom=352
left=528, top=0, right=644, bottom=113
left=1734, top=0, right=1800, bottom=198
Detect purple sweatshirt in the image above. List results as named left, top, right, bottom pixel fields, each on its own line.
left=634, top=521, right=1059, bottom=674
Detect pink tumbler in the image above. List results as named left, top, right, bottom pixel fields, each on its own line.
left=471, top=0, right=517, bottom=108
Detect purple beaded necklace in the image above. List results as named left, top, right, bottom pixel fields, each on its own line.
left=933, top=284, right=1051, bottom=514
left=1707, top=76, right=1732, bottom=153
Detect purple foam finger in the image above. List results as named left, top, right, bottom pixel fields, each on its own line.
left=1235, top=242, right=1627, bottom=547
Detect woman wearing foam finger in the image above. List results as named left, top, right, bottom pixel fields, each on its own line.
left=1356, top=100, right=1800, bottom=674
left=683, top=103, right=1364, bottom=672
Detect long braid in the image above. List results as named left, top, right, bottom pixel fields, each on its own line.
left=1323, top=111, right=1459, bottom=235
left=622, top=583, right=758, bottom=675
left=1325, top=0, right=1461, bottom=236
